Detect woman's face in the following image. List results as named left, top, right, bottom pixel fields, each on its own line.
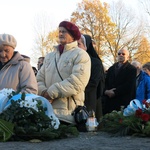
left=77, top=38, right=86, bottom=51
left=58, top=27, right=74, bottom=45
left=0, top=45, right=14, bottom=64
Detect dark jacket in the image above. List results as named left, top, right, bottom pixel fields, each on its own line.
left=85, top=57, right=102, bottom=112
left=83, top=35, right=105, bottom=112
left=103, top=61, right=136, bottom=114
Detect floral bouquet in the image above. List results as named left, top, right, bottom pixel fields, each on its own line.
left=0, top=89, right=79, bottom=142
left=100, top=99, right=150, bottom=137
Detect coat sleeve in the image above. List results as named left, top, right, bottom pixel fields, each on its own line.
left=47, top=51, right=91, bottom=99
left=146, top=75, right=150, bottom=99
left=19, top=61, right=38, bottom=94
left=85, top=58, right=101, bottom=92
left=36, top=57, right=48, bottom=95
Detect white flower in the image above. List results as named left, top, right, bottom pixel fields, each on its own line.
left=19, top=101, right=25, bottom=107
left=19, top=97, right=38, bottom=112
left=0, top=88, right=15, bottom=97
left=49, top=115, right=60, bottom=129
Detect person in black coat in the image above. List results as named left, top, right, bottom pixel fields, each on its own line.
left=78, top=34, right=105, bottom=120
left=103, top=47, right=136, bottom=114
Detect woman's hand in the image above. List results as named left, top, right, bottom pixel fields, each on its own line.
left=104, top=88, right=116, bottom=98
left=42, top=90, right=53, bottom=103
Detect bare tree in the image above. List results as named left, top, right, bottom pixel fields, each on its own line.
left=138, top=0, right=150, bottom=39
left=104, top=0, right=143, bottom=65
left=46, top=29, right=59, bottom=54
left=138, top=0, right=150, bottom=16
left=31, top=12, right=53, bottom=64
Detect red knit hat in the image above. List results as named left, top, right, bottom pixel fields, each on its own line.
left=59, top=21, right=81, bottom=40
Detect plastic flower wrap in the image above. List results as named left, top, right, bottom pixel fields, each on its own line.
left=0, top=88, right=15, bottom=113
left=143, top=99, right=150, bottom=110
left=123, top=99, right=150, bottom=125
left=123, top=99, right=143, bottom=116
left=0, top=88, right=15, bottom=97
left=2, top=93, right=60, bottom=129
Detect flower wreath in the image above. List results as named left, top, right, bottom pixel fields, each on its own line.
left=0, top=88, right=78, bottom=141
left=100, top=99, right=150, bottom=137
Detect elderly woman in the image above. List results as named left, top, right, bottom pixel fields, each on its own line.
left=0, top=33, right=38, bottom=94
left=36, top=21, right=91, bottom=125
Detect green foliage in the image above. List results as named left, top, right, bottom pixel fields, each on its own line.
left=0, top=93, right=79, bottom=141
left=11, top=124, right=79, bottom=141
left=0, top=119, right=14, bottom=142
left=100, top=110, right=150, bottom=137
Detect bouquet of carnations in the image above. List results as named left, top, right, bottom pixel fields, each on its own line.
left=100, top=99, right=150, bottom=137
left=0, top=88, right=78, bottom=142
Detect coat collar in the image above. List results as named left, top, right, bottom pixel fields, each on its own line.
left=54, top=41, right=78, bottom=52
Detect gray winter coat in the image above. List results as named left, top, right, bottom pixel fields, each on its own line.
left=0, top=51, right=38, bottom=94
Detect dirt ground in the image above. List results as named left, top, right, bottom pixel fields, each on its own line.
left=0, top=131, right=150, bottom=150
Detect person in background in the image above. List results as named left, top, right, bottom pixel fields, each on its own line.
left=142, top=62, right=150, bottom=76
left=78, top=34, right=105, bottom=121
left=131, top=61, right=150, bottom=103
left=36, top=21, right=91, bottom=125
left=0, top=33, right=38, bottom=94
left=32, top=66, right=38, bottom=76
left=103, top=47, right=136, bottom=114
left=37, top=57, right=45, bottom=70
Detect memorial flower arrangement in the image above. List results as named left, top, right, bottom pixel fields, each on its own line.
left=0, top=88, right=78, bottom=142
left=100, top=99, right=150, bottom=137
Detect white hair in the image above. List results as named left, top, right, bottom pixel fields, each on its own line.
left=131, top=61, right=142, bottom=69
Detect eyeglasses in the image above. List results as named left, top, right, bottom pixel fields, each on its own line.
left=118, top=53, right=125, bottom=56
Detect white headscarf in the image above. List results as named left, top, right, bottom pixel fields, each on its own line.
left=81, top=34, right=87, bottom=50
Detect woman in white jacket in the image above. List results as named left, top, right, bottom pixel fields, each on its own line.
left=36, top=21, right=91, bottom=124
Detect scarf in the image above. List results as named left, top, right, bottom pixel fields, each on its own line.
left=58, top=44, right=64, bottom=55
